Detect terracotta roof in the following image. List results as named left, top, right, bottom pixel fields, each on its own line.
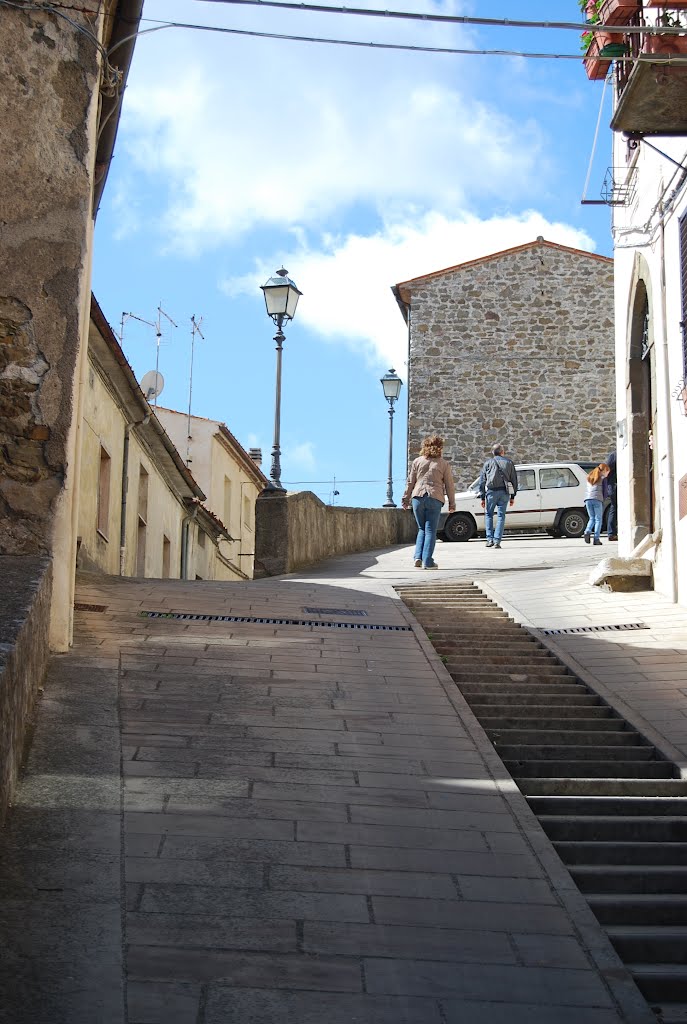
left=392, top=237, right=613, bottom=318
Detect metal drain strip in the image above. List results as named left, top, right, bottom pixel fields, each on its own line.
left=139, top=611, right=411, bottom=631
left=541, top=622, right=648, bottom=635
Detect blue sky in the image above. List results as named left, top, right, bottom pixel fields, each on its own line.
left=93, top=0, right=615, bottom=507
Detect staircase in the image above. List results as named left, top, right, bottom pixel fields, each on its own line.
left=396, top=581, right=687, bottom=1024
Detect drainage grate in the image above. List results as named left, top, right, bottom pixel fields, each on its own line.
left=139, top=611, right=411, bottom=632
left=541, top=622, right=648, bottom=636
left=73, top=603, right=107, bottom=613
left=302, top=607, right=368, bottom=617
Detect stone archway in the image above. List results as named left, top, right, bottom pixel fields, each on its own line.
left=627, top=275, right=658, bottom=548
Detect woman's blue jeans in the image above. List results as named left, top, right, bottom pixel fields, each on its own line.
left=412, top=495, right=443, bottom=566
left=584, top=498, right=603, bottom=541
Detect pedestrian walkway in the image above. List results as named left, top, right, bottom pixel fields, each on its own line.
left=2, top=535, right=685, bottom=1023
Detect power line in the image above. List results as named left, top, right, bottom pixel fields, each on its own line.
left=189, top=0, right=687, bottom=37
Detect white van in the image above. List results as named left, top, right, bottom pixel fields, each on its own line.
left=439, top=462, right=601, bottom=542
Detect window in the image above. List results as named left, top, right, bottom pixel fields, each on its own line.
left=138, top=465, right=149, bottom=522
left=162, top=535, right=171, bottom=578
left=136, top=466, right=148, bottom=577
left=516, top=469, right=536, bottom=491
left=540, top=467, right=578, bottom=489
left=97, top=446, right=111, bottom=538
left=243, top=493, right=252, bottom=531
left=197, top=526, right=206, bottom=549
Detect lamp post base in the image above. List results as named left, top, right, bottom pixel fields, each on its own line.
left=260, top=482, right=286, bottom=497
left=383, top=501, right=397, bottom=508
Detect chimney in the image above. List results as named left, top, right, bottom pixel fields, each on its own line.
left=248, top=447, right=262, bottom=467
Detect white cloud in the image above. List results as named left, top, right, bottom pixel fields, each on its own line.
left=118, top=0, right=546, bottom=250
left=224, top=210, right=596, bottom=369
left=286, top=440, right=317, bottom=471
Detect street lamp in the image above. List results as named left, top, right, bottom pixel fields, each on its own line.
left=260, top=267, right=302, bottom=492
left=380, top=368, right=402, bottom=507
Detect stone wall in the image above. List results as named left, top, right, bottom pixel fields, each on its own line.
left=0, top=556, right=52, bottom=823
left=254, top=491, right=417, bottom=577
left=0, top=8, right=100, bottom=556
left=404, top=240, right=616, bottom=488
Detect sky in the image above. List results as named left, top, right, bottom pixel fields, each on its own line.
left=93, top=0, right=616, bottom=507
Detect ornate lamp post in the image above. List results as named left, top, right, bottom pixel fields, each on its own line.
left=260, top=268, right=302, bottom=493
left=380, top=368, right=402, bottom=507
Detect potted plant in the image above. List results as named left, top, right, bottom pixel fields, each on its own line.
left=644, top=9, right=687, bottom=54
left=598, top=0, right=640, bottom=25
left=581, top=0, right=628, bottom=79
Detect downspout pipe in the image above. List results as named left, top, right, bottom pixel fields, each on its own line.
left=119, top=414, right=149, bottom=575
left=658, top=205, right=678, bottom=603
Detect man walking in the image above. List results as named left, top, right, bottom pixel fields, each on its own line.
left=479, top=443, right=518, bottom=549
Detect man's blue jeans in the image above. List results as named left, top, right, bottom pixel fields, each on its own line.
left=412, top=495, right=443, bottom=566
left=485, top=489, right=509, bottom=543
left=584, top=498, right=603, bottom=541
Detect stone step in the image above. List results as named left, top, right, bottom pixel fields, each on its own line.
left=447, top=653, right=562, bottom=666
left=531, top=796, right=687, bottom=817
left=494, top=730, right=643, bottom=746
left=504, top=760, right=675, bottom=779
left=628, top=963, right=687, bottom=1003
left=469, top=692, right=602, bottom=707
left=555, top=841, right=687, bottom=866
left=451, top=669, right=573, bottom=684
left=480, top=710, right=618, bottom=728
left=571, top=864, right=687, bottom=894
left=589, top=894, right=687, bottom=926
left=518, top=779, right=687, bottom=797
left=497, top=744, right=657, bottom=762
left=460, top=681, right=589, bottom=695
left=607, top=926, right=687, bottom=963
left=539, top=815, right=687, bottom=842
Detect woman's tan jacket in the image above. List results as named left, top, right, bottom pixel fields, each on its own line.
left=402, top=456, right=455, bottom=507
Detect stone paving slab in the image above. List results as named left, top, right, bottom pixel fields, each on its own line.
left=0, top=554, right=664, bottom=1023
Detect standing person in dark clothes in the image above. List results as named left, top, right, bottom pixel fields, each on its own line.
left=606, top=450, right=618, bottom=541
left=479, top=443, right=518, bottom=549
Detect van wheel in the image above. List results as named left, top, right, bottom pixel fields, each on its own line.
left=444, top=513, right=476, bottom=542
left=559, top=508, right=588, bottom=539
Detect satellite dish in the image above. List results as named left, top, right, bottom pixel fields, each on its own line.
left=140, top=370, right=164, bottom=401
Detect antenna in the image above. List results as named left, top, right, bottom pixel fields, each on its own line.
left=154, top=302, right=178, bottom=407
left=120, top=311, right=155, bottom=346
left=186, top=314, right=205, bottom=466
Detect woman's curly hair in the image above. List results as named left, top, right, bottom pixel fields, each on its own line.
left=420, top=435, right=445, bottom=458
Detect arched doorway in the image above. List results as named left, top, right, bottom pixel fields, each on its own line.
left=627, top=280, right=657, bottom=547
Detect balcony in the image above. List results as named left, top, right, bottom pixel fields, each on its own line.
left=610, top=8, right=687, bottom=135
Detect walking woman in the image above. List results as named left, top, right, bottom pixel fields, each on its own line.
left=402, top=435, right=455, bottom=570
left=583, top=462, right=611, bottom=546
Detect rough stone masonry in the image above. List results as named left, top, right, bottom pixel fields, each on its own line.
left=394, top=238, right=615, bottom=487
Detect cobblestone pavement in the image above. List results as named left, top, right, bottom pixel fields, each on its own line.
left=3, top=534, right=682, bottom=1023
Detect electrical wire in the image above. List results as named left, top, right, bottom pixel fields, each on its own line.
left=188, top=0, right=687, bottom=37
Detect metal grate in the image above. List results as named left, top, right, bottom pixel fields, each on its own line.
left=541, top=622, right=648, bottom=636
left=139, top=611, right=410, bottom=632
left=73, top=603, right=107, bottom=612
left=302, top=607, right=368, bottom=617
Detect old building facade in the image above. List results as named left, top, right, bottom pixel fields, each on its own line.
left=156, top=408, right=269, bottom=581
left=393, top=239, right=616, bottom=487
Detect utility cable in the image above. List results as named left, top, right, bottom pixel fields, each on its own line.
left=189, top=0, right=687, bottom=37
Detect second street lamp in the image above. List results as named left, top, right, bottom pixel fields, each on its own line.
left=380, top=368, right=402, bottom=507
left=260, top=267, right=302, bottom=493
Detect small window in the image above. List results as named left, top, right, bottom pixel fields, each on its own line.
left=243, top=493, right=252, bottom=531
left=138, top=465, right=149, bottom=523
left=97, top=446, right=111, bottom=538
left=197, top=526, right=206, bottom=549
left=223, top=476, right=232, bottom=529
left=516, top=469, right=536, bottom=491
left=540, top=467, right=578, bottom=489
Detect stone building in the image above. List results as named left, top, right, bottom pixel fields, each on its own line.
left=392, top=238, right=616, bottom=487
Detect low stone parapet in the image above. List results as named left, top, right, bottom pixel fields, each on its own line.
left=254, top=491, right=416, bottom=577
left=0, top=556, right=52, bottom=823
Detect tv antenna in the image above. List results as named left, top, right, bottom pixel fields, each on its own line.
left=140, top=370, right=165, bottom=403
left=153, top=303, right=178, bottom=406
left=120, top=311, right=155, bottom=345
left=186, top=314, right=205, bottom=466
